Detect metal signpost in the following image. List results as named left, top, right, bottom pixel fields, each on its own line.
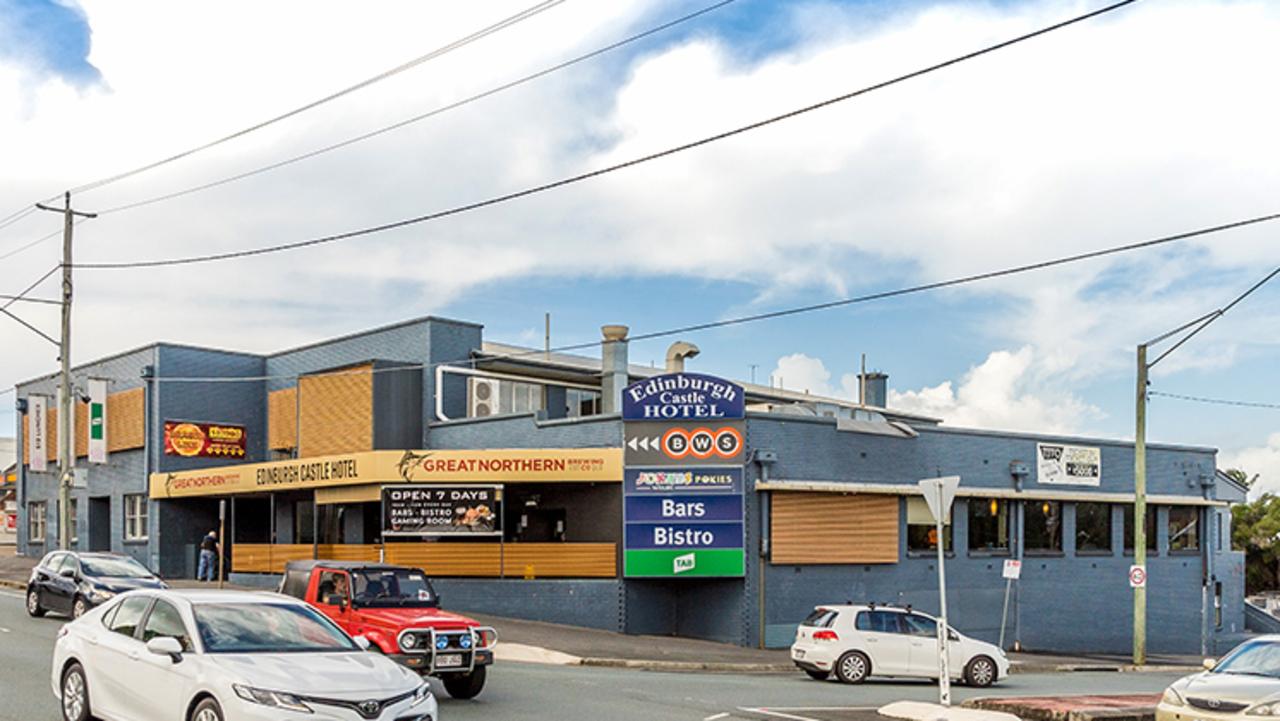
left=999, top=559, right=1021, bottom=650
left=918, top=476, right=960, bottom=707
left=217, top=500, right=226, bottom=590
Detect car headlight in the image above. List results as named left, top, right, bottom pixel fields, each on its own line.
left=1161, top=687, right=1186, bottom=707
left=401, top=633, right=418, bottom=649
left=233, top=684, right=312, bottom=713
left=1248, top=701, right=1280, bottom=716
left=411, top=682, right=432, bottom=707
left=88, top=589, right=116, bottom=602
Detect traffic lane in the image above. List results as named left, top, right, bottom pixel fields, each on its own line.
left=0, top=589, right=1187, bottom=721
left=0, top=589, right=62, bottom=721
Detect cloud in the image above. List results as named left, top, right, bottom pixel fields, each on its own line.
left=769, top=353, right=858, bottom=399
left=889, top=347, right=1103, bottom=434
left=1221, top=433, right=1280, bottom=496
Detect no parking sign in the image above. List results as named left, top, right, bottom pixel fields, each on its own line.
left=1129, top=565, right=1148, bottom=589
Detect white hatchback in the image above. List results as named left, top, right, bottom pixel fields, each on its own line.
left=51, top=589, right=437, bottom=721
left=790, top=604, right=1008, bottom=687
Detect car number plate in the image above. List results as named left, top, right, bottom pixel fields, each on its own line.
left=794, top=650, right=805, bottom=659
left=436, top=654, right=463, bottom=668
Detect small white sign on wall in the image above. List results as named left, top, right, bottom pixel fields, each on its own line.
left=1037, top=443, right=1101, bottom=486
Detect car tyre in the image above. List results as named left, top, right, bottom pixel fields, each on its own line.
left=834, top=651, right=870, bottom=684
left=442, top=666, right=487, bottom=699
left=190, top=696, right=225, bottom=721
left=803, top=668, right=830, bottom=681
left=27, top=587, right=46, bottom=617
left=61, top=662, right=91, bottom=721
left=72, top=596, right=89, bottom=620
left=964, top=656, right=997, bottom=687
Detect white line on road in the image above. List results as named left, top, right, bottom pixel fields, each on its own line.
left=0, top=590, right=24, bottom=599
left=0, top=627, right=10, bottom=632
left=739, top=709, right=822, bottom=721
left=704, top=714, right=730, bottom=721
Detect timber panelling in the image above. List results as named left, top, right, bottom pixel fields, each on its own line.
left=298, top=365, right=372, bottom=458
left=268, top=387, right=297, bottom=450
left=770, top=492, right=900, bottom=565
left=23, top=388, right=145, bottom=464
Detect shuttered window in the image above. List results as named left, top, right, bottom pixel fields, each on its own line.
left=770, top=492, right=899, bottom=565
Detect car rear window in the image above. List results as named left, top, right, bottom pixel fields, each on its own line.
left=802, top=609, right=838, bottom=628
left=855, top=610, right=905, bottom=634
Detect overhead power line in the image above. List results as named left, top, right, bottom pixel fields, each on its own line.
left=1147, top=265, right=1280, bottom=368
left=1150, top=391, right=1280, bottom=410
left=0, top=206, right=36, bottom=233
left=0, top=266, right=62, bottom=310
left=83, top=210, right=1273, bottom=385
left=96, top=0, right=742, bottom=216
left=36, top=0, right=569, bottom=201
left=76, top=0, right=1140, bottom=270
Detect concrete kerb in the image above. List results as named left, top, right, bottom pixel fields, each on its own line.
left=881, top=701, right=1021, bottom=721
left=0, top=579, right=25, bottom=591
left=962, top=696, right=1160, bottom=721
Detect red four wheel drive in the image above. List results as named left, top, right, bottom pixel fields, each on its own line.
left=278, top=560, right=497, bottom=699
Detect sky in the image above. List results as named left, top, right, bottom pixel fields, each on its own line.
left=0, top=0, right=1277, bottom=489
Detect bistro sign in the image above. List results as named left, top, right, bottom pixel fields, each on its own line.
left=382, top=484, right=502, bottom=537
left=623, top=373, right=745, bottom=421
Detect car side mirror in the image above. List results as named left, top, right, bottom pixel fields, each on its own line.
left=1203, top=658, right=1217, bottom=671
left=59, top=568, right=76, bottom=579
left=325, top=594, right=348, bottom=610
left=947, top=630, right=959, bottom=642
left=146, top=636, right=184, bottom=663
left=353, top=635, right=372, bottom=651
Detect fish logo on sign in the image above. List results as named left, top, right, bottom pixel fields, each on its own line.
left=674, top=553, right=696, bottom=575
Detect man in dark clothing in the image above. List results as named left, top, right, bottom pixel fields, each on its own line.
left=197, top=530, right=219, bottom=582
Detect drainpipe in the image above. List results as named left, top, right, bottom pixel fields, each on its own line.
left=141, top=363, right=156, bottom=568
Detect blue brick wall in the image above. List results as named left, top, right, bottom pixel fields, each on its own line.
left=433, top=579, right=623, bottom=631
left=427, top=414, right=622, bottom=449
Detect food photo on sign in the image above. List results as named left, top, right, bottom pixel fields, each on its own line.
left=382, top=485, right=502, bottom=536
left=163, top=420, right=247, bottom=458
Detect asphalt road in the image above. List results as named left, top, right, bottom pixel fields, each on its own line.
left=0, top=589, right=1186, bottom=721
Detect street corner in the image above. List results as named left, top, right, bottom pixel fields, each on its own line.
left=493, top=642, right=583, bottom=666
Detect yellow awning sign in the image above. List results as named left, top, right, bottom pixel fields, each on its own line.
left=149, top=448, right=623, bottom=499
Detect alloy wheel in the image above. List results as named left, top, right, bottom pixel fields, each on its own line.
left=27, top=590, right=38, bottom=614
left=837, top=652, right=868, bottom=683
left=194, top=707, right=220, bottom=721
left=62, top=668, right=86, bottom=721
left=969, top=657, right=996, bottom=686
left=73, top=599, right=87, bottom=619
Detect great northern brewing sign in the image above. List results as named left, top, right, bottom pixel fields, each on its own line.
left=622, top=372, right=746, bottom=578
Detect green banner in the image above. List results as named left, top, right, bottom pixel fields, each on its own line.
left=90, top=404, right=104, bottom=440
left=624, top=549, right=744, bottom=578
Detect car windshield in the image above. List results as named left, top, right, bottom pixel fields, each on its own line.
left=194, top=603, right=359, bottom=654
left=1214, top=640, right=1280, bottom=678
left=81, top=556, right=154, bottom=578
left=352, top=568, right=438, bottom=608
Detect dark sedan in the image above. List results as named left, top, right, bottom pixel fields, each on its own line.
left=26, top=551, right=167, bottom=619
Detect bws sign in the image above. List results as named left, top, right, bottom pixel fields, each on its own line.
left=623, top=373, right=745, bottom=421
left=624, top=422, right=746, bottom=466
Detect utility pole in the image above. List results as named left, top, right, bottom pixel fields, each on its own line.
left=35, top=192, right=97, bottom=551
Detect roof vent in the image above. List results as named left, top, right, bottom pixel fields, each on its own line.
left=665, top=341, right=700, bottom=373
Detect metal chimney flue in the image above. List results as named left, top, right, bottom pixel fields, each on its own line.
left=665, top=341, right=700, bottom=373
left=859, top=371, right=888, bottom=408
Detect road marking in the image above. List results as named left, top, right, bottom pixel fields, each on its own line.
left=0, top=590, right=25, bottom=599
left=705, top=714, right=730, bottom=721
left=739, top=709, right=822, bottom=721
left=0, top=627, right=10, bottom=633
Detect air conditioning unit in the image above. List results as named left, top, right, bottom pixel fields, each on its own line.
left=469, top=378, right=501, bottom=417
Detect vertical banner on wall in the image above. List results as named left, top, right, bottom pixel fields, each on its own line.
left=88, top=379, right=107, bottom=464
left=28, top=395, right=47, bottom=472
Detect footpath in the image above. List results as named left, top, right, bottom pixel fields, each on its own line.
left=0, top=548, right=1201, bottom=679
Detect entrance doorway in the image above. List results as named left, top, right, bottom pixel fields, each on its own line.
left=88, top=497, right=110, bottom=551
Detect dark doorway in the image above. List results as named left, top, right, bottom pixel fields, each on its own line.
left=88, top=497, right=110, bottom=551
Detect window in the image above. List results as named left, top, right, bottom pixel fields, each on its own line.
left=968, top=498, right=1010, bottom=555
left=1025, top=501, right=1063, bottom=554
left=907, top=497, right=952, bottom=554
left=1075, top=503, right=1113, bottom=554
left=1169, top=507, right=1200, bottom=553
left=294, top=500, right=315, bottom=545
left=108, top=596, right=153, bottom=638
left=855, top=610, right=905, bottom=634
left=57, top=554, right=80, bottom=575
left=317, top=571, right=351, bottom=604
left=801, top=609, right=838, bottom=629
left=28, top=501, right=46, bottom=543
left=1123, top=505, right=1158, bottom=554
left=125, top=494, right=148, bottom=541
left=142, top=601, right=193, bottom=652
left=566, top=388, right=601, bottom=418
left=469, top=378, right=545, bottom=417
left=902, top=614, right=937, bottom=638
left=194, top=603, right=358, bottom=654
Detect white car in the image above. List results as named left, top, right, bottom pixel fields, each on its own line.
left=51, top=589, right=438, bottom=721
left=790, top=604, right=1008, bottom=687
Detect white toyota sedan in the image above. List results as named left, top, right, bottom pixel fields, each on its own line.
left=51, top=589, right=437, bottom=721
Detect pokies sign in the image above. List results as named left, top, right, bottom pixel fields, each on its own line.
left=622, top=373, right=745, bottom=421
left=163, top=421, right=247, bottom=459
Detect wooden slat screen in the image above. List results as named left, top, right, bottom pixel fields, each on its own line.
left=231, top=542, right=618, bottom=578
left=771, top=492, right=900, bottom=565
left=268, top=387, right=297, bottom=451
left=298, top=365, right=373, bottom=458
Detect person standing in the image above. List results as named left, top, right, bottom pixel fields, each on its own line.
left=198, top=530, right=219, bottom=582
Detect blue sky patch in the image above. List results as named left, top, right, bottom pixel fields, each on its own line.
left=0, top=0, right=101, bottom=87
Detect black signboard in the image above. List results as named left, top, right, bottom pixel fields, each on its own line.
left=382, top=484, right=502, bottom=537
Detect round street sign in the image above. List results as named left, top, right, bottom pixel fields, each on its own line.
left=1129, top=565, right=1147, bottom=589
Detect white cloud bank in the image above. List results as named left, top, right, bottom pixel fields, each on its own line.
left=1221, top=433, right=1280, bottom=496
